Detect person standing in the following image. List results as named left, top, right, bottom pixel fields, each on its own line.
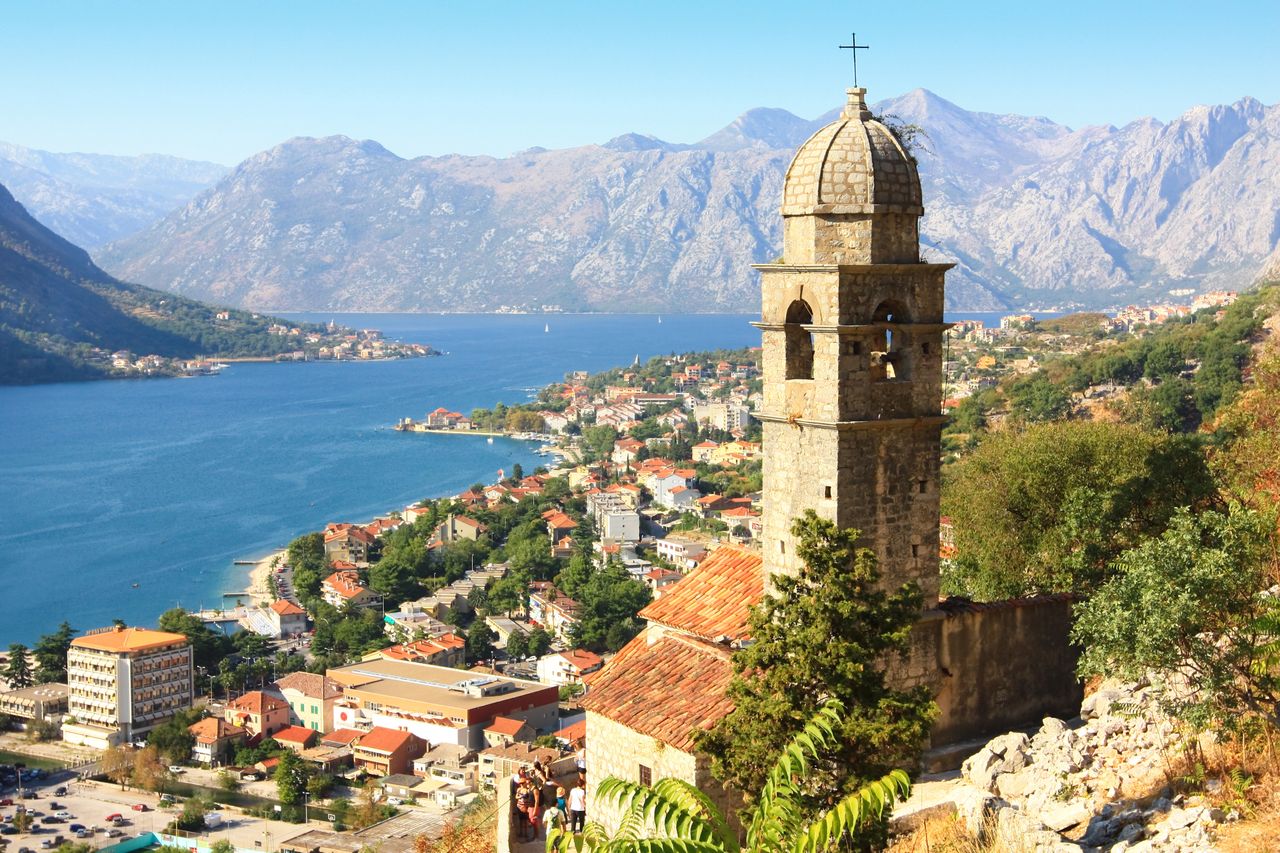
left=567, top=781, right=587, bottom=833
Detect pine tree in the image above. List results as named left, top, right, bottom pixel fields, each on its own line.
left=4, top=644, right=33, bottom=689
left=696, top=511, right=936, bottom=835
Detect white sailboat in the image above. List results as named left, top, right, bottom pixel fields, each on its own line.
left=544, top=323, right=550, bottom=333
left=657, top=316, right=663, bottom=324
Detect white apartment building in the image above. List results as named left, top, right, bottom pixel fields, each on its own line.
left=62, top=626, right=193, bottom=750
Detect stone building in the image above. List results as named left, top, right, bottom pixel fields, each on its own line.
left=583, top=81, right=1080, bottom=828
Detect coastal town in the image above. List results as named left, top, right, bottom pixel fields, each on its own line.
left=0, top=287, right=1248, bottom=850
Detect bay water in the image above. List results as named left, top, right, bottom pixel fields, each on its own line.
left=0, top=314, right=759, bottom=643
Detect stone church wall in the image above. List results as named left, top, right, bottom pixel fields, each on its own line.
left=889, top=596, right=1082, bottom=747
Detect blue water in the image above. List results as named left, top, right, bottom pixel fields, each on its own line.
left=0, top=314, right=761, bottom=643
left=0, top=310, right=1031, bottom=643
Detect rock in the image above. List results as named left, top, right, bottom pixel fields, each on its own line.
left=1081, top=688, right=1125, bottom=720
left=996, top=767, right=1042, bottom=800
left=949, top=785, right=1003, bottom=839
left=1040, top=800, right=1093, bottom=831
left=962, top=747, right=1003, bottom=792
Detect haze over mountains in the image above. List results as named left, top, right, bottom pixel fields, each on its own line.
left=0, top=142, right=227, bottom=249
left=13, top=89, right=1280, bottom=313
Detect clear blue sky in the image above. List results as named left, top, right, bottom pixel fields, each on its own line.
left=2, top=0, right=1276, bottom=165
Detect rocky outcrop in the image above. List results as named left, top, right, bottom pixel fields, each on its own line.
left=932, top=677, right=1234, bottom=851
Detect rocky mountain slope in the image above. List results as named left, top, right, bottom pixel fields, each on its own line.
left=0, top=181, right=314, bottom=384
left=95, top=90, right=1280, bottom=313
left=0, top=141, right=227, bottom=249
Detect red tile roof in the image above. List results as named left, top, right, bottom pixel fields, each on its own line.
left=545, top=511, right=578, bottom=530
left=272, top=725, right=318, bottom=745
left=356, top=726, right=417, bottom=754
left=274, top=671, right=344, bottom=700
left=321, top=728, right=365, bottom=747
left=227, top=690, right=288, bottom=715
left=270, top=599, right=306, bottom=616
left=323, top=570, right=370, bottom=599
left=485, top=715, right=529, bottom=736
left=582, top=633, right=735, bottom=752
left=555, top=719, right=586, bottom=743
left=558, top=648, right=603, bottom=670
left=639, top=545, right=762, bottom=642
left=188, top=717, right=245, bottom=743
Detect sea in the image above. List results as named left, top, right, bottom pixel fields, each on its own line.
left=0, top=311, right=1012, bottom=644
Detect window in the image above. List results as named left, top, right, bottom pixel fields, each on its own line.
left=823, top=485, right=832, bottom=499
left=638, top=764, right=652, bottom=787
left=784, top=300, right=814, bottom=380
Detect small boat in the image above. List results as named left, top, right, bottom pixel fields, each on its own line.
left=486, top=437, right=494, bottom=444
left=544, top=323, right=550, bottom=333
left=657, top=316, right=663, bottom=324
left=131, top=582, right=140, bottom=588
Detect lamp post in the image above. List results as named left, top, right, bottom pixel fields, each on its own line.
left=302, top=791, right=310, bottom=825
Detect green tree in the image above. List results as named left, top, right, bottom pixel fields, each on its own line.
left=288, top=532, right=328, bottom=600
left=368, top=554, right=419, bottom=607
left=1143, top=337, right=1186, bottom=381
left=210, top=841, right=236, bottom=853
left=941, top=421, right=1217, bottom=599
left=526, top=627, right=553, bottom=657
left=505, top=631, right=529, bottom=660
left=570, top=564, right=651, bottom=652
left=465, top=622, right=496, bottom=664
left=32, top=621, right=76, bottom=682
left=697, top=512, right=935, bottom=841
left=486, top=577, right=525, bottom=616
left=148, top=709, right=200, bottom=764
left=1007, top=375, right=1072, bottom=423
left=275, top=749, right=310, bottom=806
left=1072, top=506, right=1278, bottom=726
left=554, top=701, right=911, bottom=853
left=158, top=607, right=234, bottom=671
left=4, top=644, right=33, bottom=689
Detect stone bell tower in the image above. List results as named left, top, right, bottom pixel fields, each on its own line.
left=755, top=86, right=951, bottom=605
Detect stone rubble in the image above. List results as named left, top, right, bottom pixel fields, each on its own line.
left=947, top=676, right=1230, bottom=852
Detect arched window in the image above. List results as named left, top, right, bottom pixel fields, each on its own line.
left=871, top=299, right=911, bottom=381
left=784, top=300, right=814, bottom=380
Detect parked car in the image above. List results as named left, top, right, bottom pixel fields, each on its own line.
left=130, top=804, right=148, bottom=812
left=53, top=788, right=66, bottom=797
left=39, top=816, right=61, bottom=825
left=53, top=812, right=72, bottom=820
left=75, top=831, right=91, bottom=839
left=68, top=825, right=85, bottom=833
left=167, top=766, right=185, bottom=774
left=0, top=826, right=16, bottom=836
left=106, top=829, right=123, bottom=838
left=0, top=799, right=12, bottom=806
left=103, top=814, right=122, bottom=824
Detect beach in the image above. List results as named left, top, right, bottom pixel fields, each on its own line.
left=246, top=550, right=286, bottom=606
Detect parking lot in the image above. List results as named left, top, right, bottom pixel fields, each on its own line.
left=2, top=772, right=319, bottom=852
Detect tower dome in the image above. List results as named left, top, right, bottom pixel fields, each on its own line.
left=780, top=87, right=922, bottom=265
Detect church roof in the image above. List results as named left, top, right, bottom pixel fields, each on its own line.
left=581, top=632, right=735, bottom=752
left=781, top=87, right=922, bottom=217
left=639, top=544, right=763, bottom=642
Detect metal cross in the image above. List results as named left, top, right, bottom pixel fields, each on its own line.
left=839, top=32, right=870, bottom=87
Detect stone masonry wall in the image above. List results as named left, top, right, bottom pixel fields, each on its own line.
left=585, top=712, right=701, bottom=832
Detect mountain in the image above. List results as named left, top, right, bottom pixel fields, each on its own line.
left=0, top=142, right=227, bottom=249
left=0, top=181, right=323, bottom=384
left=96, top=90, right=1280, bottom=313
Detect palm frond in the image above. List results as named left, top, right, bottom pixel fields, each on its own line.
left=594, top=777, right=719, bottom=845
left=789, top=769, right=912, bottom=853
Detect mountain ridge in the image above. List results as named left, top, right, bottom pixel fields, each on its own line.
left=92, top=89, right=1280, bottom=313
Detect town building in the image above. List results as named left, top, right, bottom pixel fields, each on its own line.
left=363, top=634, right=466, bottom=669
left=62, top=626, right=193, bottom=750
left=273, top=725, right=319, bottom=752
left=482, top=715, right=533, bottom=748
left=692, top=401, right=753, bottom=432
left=321, top=570, right=383, bottom=610
left=654, top=536, right=707, bottom=569
left=324, top=524, right=376, bottom=564
left=267, top=599, right=309, bottom=637
left=224, top=690, right=290, bottom=739
left=273, top=671, right=345, bottom=734
left=535, top=649, right=603, bottom=687
left=437, top=514, right=486, bottom=543
left=526, top=586, right=581, bottom=644
left=0, top=683, right=69, bottom=726
left=352, top=726, right=425, bottom=776
left=188, top=717, right=246, bottom=765
left=326, top=657, right=559, bottom=750
left=478, top=742, right=572, bottom=791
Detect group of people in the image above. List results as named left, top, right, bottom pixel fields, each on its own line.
left=512, top=757, right=588, bottom=842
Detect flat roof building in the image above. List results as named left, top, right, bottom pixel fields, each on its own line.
left=326, top=657, right=558, bottom=751
left=62, top=626, right=193, bottom=750
left=0, top=682, right=69, bottom=724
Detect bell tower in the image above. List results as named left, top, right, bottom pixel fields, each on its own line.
left=755, top=86, right=951, bottom=605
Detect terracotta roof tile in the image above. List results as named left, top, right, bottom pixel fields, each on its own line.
left=356, top=726, right=417, bottom=754
left=227, top=690, right=289, bottom=715
left=71, top=627, right=188, bottom=653
left=485, top=716, right=529, bottom=736
left=270, top=599, right=306, bottom=616
left=639, top=545, right=762, bottom=642
left=583, top=632, right=734, bottom=751
left=274, top=671, right=344, bottom=700
left=273, top=725, right=318, bottom=745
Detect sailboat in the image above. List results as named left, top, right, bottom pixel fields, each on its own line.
left=544, top=323, right=550, bottom=333
left=657, top=316, right=663, bottom=324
